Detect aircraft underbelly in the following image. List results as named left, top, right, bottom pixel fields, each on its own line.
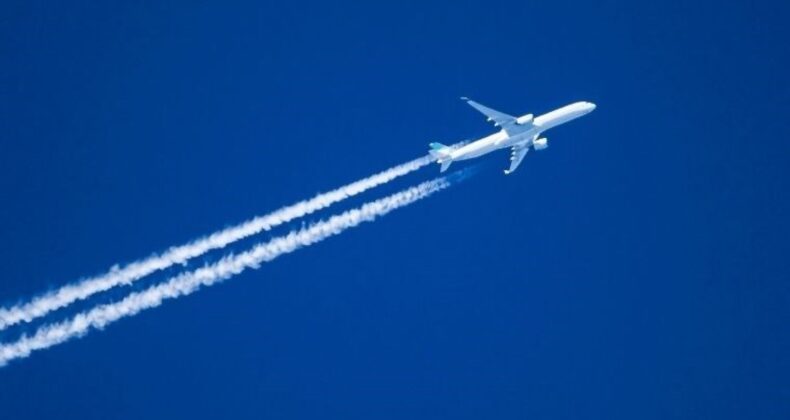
left=456, top=142, right=497, bottom=160
left=497, top=131, right=534, bottom=150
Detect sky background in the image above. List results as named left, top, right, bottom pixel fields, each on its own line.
left=1, top=1, right=788, bottom=418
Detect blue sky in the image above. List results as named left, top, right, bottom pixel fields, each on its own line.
left=1, top=1, right=788, bottom=418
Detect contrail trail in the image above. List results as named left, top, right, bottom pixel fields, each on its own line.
left=0, top=155, right=434, bottom=331
left=0, top=172, right=470, bottom=367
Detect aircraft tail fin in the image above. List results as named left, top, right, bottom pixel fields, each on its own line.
left=428, top=142, right=454, bottom=173
left=428, top=142, right=451, bottom=158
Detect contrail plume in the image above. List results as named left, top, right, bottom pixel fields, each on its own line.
left=0, top=155, right=433, bottom=331
left=0, top=171, right=469, bottom=367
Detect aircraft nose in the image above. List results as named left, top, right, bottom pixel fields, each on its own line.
left=585, top=102, right=597, bottom=112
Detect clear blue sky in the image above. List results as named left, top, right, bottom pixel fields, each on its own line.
left=1, top=1, right=788, bottom=418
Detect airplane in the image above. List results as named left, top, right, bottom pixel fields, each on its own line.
left=429, top=98, right=596, bottom=174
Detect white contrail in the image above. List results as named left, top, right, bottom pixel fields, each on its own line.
left=0, top=155, right=434, bottom=331
left=0, top=172, right=467, bottom=367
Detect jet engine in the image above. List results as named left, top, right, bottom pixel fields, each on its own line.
left=533, top=137, right=548, bottom=150
left=516, top=114, right=534, bottom=125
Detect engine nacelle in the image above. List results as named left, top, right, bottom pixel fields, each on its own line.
left=533, top=137, right=548, bottom=150
left=516, top=113, right=534, bottom=125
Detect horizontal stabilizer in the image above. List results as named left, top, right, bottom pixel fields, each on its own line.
left=429, top=142, right=454, bottom=172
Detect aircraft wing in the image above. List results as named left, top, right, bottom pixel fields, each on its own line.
left=461, top=97, right=516, bottom=129
left=504, top=142, right=529, bottom=174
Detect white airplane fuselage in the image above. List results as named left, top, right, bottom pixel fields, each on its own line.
left=449, top=101, right=596, bottom=163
